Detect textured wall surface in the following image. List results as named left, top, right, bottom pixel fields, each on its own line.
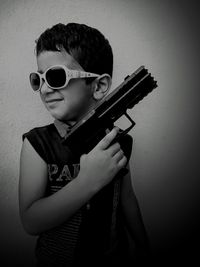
left=0, top=0, right=200, bottom=265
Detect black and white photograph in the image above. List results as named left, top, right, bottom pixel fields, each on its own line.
left=0, top=0, right=200, bottom=266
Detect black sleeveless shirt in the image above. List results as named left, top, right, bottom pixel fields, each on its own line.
left=22, top=121, right=133, bottom=266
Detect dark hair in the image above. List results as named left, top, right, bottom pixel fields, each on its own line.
left=35, top=23, right=113, bottom=77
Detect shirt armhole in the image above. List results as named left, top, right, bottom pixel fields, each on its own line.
left=22, top=132, right=47, bottom=163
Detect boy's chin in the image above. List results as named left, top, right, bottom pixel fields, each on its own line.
left=49, top=110, right=66, bottom=121
left=51, top=112, right=76, bottom=125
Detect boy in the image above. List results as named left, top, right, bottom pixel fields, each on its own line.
left=19, top=23, right=149, bottom=266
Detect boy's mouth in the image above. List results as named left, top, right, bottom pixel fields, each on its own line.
left=45, top=98, right=63, bottom=103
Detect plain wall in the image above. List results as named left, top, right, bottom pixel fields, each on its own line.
left=0, top=0, right=200, bottom=265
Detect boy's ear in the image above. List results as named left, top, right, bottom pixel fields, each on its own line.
left=92, top=74, right=112, bottom=100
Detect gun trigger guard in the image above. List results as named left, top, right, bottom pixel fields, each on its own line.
left=111, top=112, right=135, bottom=144
left=123, top=111, right=135, bottom=133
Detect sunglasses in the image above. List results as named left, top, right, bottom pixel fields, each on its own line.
left=29, top=65, right=100, bottom=92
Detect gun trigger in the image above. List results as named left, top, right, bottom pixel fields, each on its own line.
left=124, top=75, right=130, bottom=80
left=110, top=130, right=125, bottom=146
left=105, top=128, right=111, bottom=134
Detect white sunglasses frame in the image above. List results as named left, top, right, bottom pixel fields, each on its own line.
left=30, top=64, right=100, bottom=92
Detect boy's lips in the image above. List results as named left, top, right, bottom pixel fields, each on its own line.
left=45, top=98, right=63, bottom=103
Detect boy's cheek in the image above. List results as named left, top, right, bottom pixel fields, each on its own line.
left=40, top=94, right=45, bottom=103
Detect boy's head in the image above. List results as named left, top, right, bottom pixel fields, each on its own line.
left=33, top=23, right=113, bottom=124
left=35, top=23, right=113, bottom=78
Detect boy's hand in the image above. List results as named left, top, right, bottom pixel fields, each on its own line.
left=79, top=127, right=127, bottom=191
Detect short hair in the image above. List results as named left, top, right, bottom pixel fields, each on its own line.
left=35, top=23, right=113, bottom=77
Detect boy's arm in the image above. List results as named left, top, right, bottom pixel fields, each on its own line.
left=19, top=128, right=127, bottom=235
left=120, top=165, right=150, bottom=258
left=19, top=138, right=96, bottom=235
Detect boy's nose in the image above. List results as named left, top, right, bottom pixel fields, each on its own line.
left=40, top=80, right=54, bottom=94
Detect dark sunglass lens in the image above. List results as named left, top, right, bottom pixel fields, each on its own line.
left=46, top=67, right=66, bottom=88
left=30, top=73, right=40, bottom=91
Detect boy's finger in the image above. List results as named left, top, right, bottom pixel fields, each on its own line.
left=96, top=127, right=119, bottom=150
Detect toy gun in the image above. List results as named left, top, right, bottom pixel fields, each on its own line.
left=63, top=66, right=158, bottom=155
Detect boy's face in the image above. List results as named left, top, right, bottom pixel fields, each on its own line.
left=37, top=50, right=95, bottom=124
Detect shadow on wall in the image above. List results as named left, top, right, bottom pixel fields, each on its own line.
left=0, top=166, right=37, bottom=267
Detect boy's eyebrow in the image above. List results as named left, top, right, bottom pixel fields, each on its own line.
left=67, top=61, right=84, bottom=70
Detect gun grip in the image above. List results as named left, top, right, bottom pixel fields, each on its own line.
left=109, top=127, right=133, bottom=165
